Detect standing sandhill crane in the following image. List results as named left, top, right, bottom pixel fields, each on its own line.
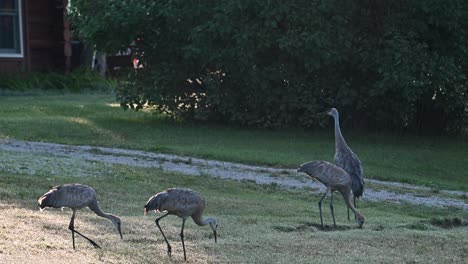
left=326, top=107, right=364, bottom=220
left=297, top=160, right=365, bottom=228
left=37, top=183, right=123, bottom=249
left=144, top=188, right=218, bottom=261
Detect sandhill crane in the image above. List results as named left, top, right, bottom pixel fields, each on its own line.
left=326, top=107, right=364, bottom=220
left=37, top=183, right=123, bottom=249
left=297, top=160, right=365, bottom=228
left=144, top=188, right=218, bottom=261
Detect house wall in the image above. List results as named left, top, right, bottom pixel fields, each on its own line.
left=0, top=0, right=66, bottom=74
left=27, top=0, right=65, bottom=71
left=0, top=0, right=27, bottom=74
left=0, top=58, right=23, bottom=74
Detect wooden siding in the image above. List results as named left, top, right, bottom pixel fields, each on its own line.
left=0, top=59, right=23, bottom=74
left=27, top=0, right=65, bottom=72
left=0, top=0, right=67, bottom=74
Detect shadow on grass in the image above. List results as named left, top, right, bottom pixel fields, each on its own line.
left=428, top=217, right=467, bottom=228
left=402, top=217, right=467, bottom=230
left=272, top=222, right=358, bottom=232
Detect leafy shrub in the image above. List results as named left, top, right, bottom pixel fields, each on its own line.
left=72, top=0, right=468, bottom=134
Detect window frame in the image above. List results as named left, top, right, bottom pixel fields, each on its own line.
left=0, top=0, right=24, bottom=58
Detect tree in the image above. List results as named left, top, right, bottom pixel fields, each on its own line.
left=71, top=0, right=468, bottom=134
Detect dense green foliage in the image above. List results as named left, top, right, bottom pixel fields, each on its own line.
left=0, top=68, right=115, bottom=92
left=71, top=0, right=468, bottom=133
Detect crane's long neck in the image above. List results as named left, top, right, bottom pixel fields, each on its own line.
left=333, top=113, right=348, bottom=150
left=88, top=200, right=123, bottom=239
left=341, top=189, right=362, bottom=218
left=89, top=201, right=113, bottom=221
left=192, top=215, right=214, bottom=227
left=192, top=214, right=218, bottom=243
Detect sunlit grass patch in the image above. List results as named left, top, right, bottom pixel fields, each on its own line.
left=0, top=161, right=466, bottom=263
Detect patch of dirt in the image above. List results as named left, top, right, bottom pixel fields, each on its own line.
left=402, top=222, right=433, bottom=231
left=403, top=217, right=467, bottom=230
left=428, top=217, right=467, bottom=228
left=372, top=225, right=385, bottom=231
left=306, top=223, right=355, bottom=232
left=272, top=222, right=355, bottom=232
left=0, top=139, right=466, bottom=210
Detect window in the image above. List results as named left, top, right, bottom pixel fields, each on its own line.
left=0, top=0, right=23, bottom=57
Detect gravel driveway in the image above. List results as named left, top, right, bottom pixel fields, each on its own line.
left=0, top=139, right=466, bottom=210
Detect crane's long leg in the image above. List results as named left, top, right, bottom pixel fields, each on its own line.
left=348, top=192, right=359, bottom=220
left=69, top=210, right=76, bottom=250
left=353, top=195, right=357, bottom=220
left=330, top=192, right=336, bottom=228
left=68, top=209, right=101, bottom=249
left=180, top=219, right=187, bottom=261
left=155, top=213, right=171, bottom=257
left=318, top=189, right=329, bottom=228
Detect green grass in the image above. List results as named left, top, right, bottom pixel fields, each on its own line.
left=0, top=163, right=466, bottom=263
left=0, top=69, right=115, bottom=92
left=0, top=93, right=467, bottom=191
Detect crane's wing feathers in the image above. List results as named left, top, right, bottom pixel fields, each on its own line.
left=298, top=161, right=328, bottom=177
left=334, top=151, right=364, bottom=197
left=145, top=188, right=205, bottom=216
left=37, top=184, right=96, bottom=209
left=298, top=160, right=351, bottom=188
left=144, top=192, right=168, bottom=212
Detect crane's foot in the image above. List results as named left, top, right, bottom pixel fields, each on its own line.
left=89, top=240, right=101, bottom=249
left=167, top=245, right=172, bottom=257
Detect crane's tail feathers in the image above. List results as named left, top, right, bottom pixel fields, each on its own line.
left=353, top=189, right=364, bottom=198
left=352, top=179, right=364, bottom=198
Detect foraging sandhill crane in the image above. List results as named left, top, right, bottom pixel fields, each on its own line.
left=297, top=160, right=365, bottom=228
left=144, top=188, right=218, bottom=261
left=326, top=107, right=364, bottom=220
left=37, top=183, right=123, bottom=249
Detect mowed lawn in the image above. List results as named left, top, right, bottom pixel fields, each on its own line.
left=0, top=93, right=467, bottom=263
left=0, top=93, right=466, bottom=191
left=0, top=164, right=466, bottom=264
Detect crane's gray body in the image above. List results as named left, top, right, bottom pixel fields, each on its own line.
left=328, top=108, right=365, bottom=199
left=334, top=143, right=364, bottom=198
left=38, top=183, right=98, bottom=210
left=145, top=188, right=205, bottom=223
left=37, top=183, right=122, bottom=249
left=298, top=160, right=352, bottom=193
left=298, top=160, right=365, bottom=228
left=144, top=188, right=218, bottom=260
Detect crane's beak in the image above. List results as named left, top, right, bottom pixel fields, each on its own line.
left=214, top=230, right=217, bottom=243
